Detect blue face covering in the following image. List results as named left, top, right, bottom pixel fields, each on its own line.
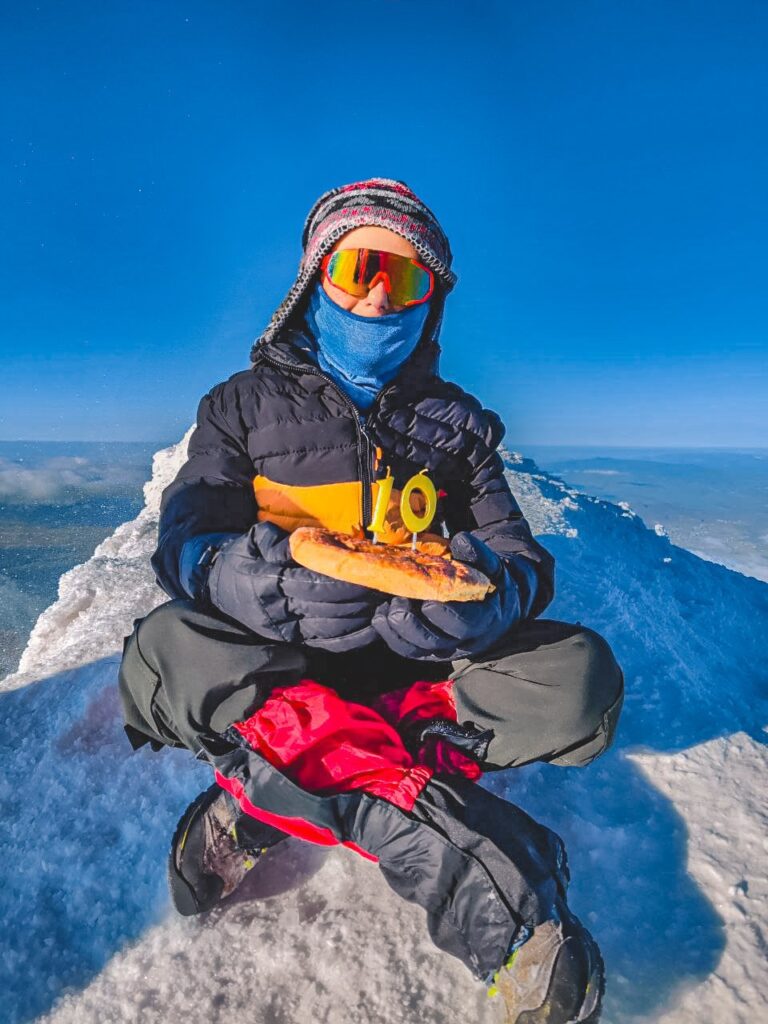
left=303, top=283, right=431, bottom=412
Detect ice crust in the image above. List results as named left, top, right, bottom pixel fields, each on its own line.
left=1, top=437, right=766, bottom=1023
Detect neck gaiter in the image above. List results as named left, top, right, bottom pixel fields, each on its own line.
left=304, top=283, right=431, bottom=412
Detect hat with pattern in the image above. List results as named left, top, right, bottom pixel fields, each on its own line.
left=251, top=178, right=456, bottom=360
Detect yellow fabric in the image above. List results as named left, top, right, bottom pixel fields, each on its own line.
left=252, top=474, right=429, bottom=544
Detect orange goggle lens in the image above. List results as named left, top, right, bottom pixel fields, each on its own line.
left=321, top=249, right=434, bottom=307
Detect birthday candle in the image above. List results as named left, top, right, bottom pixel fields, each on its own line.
left=400, top=470, right=437, bottom=535
left=368, top=468, right=394, bottom=540
left=367, top=468, right=438, bottom=542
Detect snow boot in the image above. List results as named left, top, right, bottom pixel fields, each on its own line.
left=168, top=782, right=286, bottom=916
left=488, top=901, right=604, bottom=1023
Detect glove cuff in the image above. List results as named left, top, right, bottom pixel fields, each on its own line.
left=503, top=555, right=540, bottom=620
left=179, top=532, right=241, bottom=602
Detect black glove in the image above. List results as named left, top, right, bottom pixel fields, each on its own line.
left=372, top=531, right=528, bottom=661
left=206, top=521, right=384, bottom=652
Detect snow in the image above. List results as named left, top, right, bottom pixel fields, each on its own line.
left=1, top=441, right=766, bottom=1024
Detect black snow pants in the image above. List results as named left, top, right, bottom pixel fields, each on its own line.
left=119, top=600, right=623, bottom=980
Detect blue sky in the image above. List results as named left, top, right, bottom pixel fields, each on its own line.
left=1, top=0, right=766, bottom=446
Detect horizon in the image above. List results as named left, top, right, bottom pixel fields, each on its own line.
left=2, top=438, right=767, bottom=452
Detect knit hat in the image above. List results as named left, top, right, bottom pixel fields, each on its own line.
left=250, top=178, right=457, bottom=360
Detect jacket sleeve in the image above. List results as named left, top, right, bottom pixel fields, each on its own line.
left=442, top=408, right=555, bottom=619
left=151, top=384, right=258, bottom=599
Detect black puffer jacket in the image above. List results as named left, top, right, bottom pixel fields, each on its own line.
left=151, top=330, right=555, bottom=619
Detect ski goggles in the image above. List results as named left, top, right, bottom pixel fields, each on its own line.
left=320, top=248, right=434, bottom=307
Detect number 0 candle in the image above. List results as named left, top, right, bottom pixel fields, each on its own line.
left=400, top=470, right=438, bottom=534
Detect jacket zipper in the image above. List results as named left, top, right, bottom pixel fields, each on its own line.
left=357, top=416, right=373, bottom=528
left=359, top=386, right=396, bottom=529
left=259, top=354, right=394, bottom=534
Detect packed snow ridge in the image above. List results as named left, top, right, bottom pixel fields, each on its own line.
left=1, top=435, right=766, bottom=1024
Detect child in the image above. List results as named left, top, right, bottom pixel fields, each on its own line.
left=119, top=178, right=623, bottom=1022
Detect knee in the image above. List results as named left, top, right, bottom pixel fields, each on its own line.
left=553, top=626, right=624, bottom=765
left=130, top=599, right=203, bottom=667
left=487, top=620, right=624, bottom=730
left=118, top=600, right=192, bottom=692
left=559, top=626, right=623, bottom=724
left=567, top=627, right=623, bottom=713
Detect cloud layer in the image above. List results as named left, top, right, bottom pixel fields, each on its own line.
left=0, top=454, right=151, bottom=504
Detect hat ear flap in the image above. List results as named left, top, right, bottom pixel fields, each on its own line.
left=421, top=286, right=445, bottom=344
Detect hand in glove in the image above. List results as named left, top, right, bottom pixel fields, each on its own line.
left=372, top=531, right=535, bottom=661
left=205, top=521, right=384, bottom=652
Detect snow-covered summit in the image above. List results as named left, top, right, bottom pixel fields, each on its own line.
left=1, top=438, right=766, bottom=1023
left=4, top=429, right=193, bottom=689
